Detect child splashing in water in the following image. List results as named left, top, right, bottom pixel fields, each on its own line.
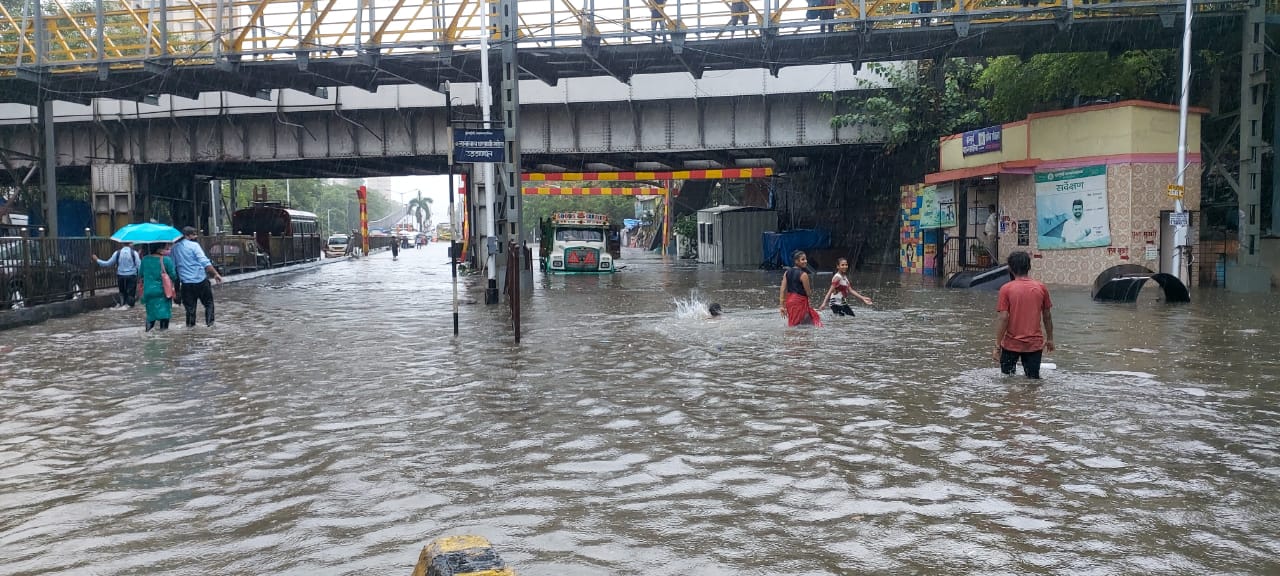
left=818, top=257, right=872, bottom=317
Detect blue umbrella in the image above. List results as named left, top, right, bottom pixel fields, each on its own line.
left=110, top=223, right=183, bottom=244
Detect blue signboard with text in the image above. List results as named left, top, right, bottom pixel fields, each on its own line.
left=452, top=128, right=506, bottom=163
left=961, top=125, right=1002, bottom=156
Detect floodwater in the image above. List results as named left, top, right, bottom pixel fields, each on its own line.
left=2, top=243, right=1278, bottom=575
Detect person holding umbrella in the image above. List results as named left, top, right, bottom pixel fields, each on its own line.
left=93, top=241, right=141, bottom=309
left=171, top=226, right=222, bottom=327
left=138, top=242, right=177, bottom=331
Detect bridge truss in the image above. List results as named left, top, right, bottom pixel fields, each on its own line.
left=0, top=0, right=1250, bottom=104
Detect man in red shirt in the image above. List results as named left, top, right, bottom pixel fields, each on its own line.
left=993, top=251, right=1055, bottom=378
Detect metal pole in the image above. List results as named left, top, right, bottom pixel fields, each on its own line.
left=1171, top=0, right=1191, bottom=286
left=209, top=179, right=218, bottom=234
left=499, top=0, right=523, bottom=338
left=446, top=83, right=460, bottom=336
left=481, top=0, right=498, bottom=305
left=285, top=179, right=291, bottom=206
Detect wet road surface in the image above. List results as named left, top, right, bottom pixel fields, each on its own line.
left=2, top=243, right=1279, bottom=575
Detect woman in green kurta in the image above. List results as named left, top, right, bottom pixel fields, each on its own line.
left=139, top=244, right=176, bottom=331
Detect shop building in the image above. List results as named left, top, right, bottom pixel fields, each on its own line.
left=902, top=100, right=1203, bottom=287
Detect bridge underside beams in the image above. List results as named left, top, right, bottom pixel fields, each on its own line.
left=0, top=93, right=874, bottom=182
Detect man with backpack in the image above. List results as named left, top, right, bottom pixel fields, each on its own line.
left=94, top=241, right=141, bottom=309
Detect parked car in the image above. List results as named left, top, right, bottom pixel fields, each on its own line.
left=0, top=239, right=89, bottom=309
left=206, top=237, right=271, bottom=274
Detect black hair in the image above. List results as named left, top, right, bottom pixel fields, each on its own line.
left=988, top=204, right=996, bottom=211
left=1072, top=199, right=1084, bottom=208
left=791, top=250, right=806, bottom=262
left=708, top=302, right=723, bottom=317
left=1007, top=250, right=1032, bottom=276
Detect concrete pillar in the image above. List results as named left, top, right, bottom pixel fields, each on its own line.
left=39, top=99, right=57, bottom=237
left=1227, top=0, right=1272, bottom=292
left=1272, top=54, right=1280, bottom=236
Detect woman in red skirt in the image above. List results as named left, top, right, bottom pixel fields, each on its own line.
left=778, top=250, right=823, bottom=327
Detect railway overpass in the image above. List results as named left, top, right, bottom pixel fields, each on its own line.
left=0, top=0, right=1269, bottom=290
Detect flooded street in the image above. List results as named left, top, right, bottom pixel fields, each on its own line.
left=2, top=243, right=1279, bottom=575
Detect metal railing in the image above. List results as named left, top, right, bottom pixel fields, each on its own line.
left=0, top=0, right=1248, bottom=72
left=0, top=235, right=117, bottom=310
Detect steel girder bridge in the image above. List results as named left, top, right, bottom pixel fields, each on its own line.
left=0, top=0, right=1251, bottom=105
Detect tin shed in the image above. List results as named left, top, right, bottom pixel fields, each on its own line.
left=696, top=205, right=777, bottom=267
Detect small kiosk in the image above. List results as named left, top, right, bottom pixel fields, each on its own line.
left=905, top=100, right=1203, bottom=288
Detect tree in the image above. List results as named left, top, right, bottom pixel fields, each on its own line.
left=407, top=196, right=433, bottom=233
left=825, top=59, right=989, bottom=179
left=978, top=51, right=1176, bottom=123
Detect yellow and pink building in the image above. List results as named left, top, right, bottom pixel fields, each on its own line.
left=902, top=100, right=1203, bottom=287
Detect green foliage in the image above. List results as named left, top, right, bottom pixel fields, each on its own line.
left=673, top=213, right=697, bottom=243
left=979, top=51, right=1176, bottom=122
left=825, top=52, right=1192, bottom=182
left=522, top=190, right=639, bottom=228
left=827, top=60, right=988, bottom=176
left=408, top=196, right=433, bottom=233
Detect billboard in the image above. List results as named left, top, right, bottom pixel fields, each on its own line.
left=919, top=183, right=956, bottom=229
left=1035, top=165, right=1111, bottom=250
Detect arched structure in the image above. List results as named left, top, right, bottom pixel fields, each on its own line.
left=1091, top=265, right=1190, bottom=303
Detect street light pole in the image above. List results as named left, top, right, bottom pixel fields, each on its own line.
left=1171, top=0, right=1192, bottom=288
left=480, top=0, right=498, bottom=305
left=446, top=82, right=460, bottom=336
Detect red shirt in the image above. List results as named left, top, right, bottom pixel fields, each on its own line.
left=996, top=276, right=1052, bottom=352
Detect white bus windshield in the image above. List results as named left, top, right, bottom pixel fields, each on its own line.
left=555, top=228, right=604, bottom=242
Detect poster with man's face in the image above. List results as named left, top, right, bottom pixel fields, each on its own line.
left=1035, top=165, right=1112, bottom=250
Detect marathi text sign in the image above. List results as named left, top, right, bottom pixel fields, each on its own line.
left=1035, top=165, right=1111, bottom=250
left=452, top=128, right=506, bottom=163
left=961, top=126, right=1002, bottom=156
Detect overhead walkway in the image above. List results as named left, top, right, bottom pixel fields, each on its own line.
left=0, top=0, right=1248, bottom=104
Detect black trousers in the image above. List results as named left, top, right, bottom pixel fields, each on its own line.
left=145, top=319, right=170, bottom=331
left=117, top=274, right=137, bottom=307
left=1000, top=348, right=1043, bottom=379
left=180, top=279, right=215, bottom=327
left=830, top=303, right=855, bottom=317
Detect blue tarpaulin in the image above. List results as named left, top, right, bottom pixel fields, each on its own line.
left=761, top=229, right=831, bottom=267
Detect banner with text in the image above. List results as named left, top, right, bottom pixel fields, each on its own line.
left=919, top=183, right=957, bottom=229
left=1035, top=165, right=1111, bottom=250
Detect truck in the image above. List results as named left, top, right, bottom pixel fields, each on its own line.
left=539, top=211, right=618, bottom=274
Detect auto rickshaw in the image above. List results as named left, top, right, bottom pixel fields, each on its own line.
left=410, top=535, right=514, bottom=576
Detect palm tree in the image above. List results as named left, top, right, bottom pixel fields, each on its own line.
left=407, top=196, right=433, bottom=234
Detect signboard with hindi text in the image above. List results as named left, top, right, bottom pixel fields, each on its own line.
left=1035, top=165, right=1112, bottom=250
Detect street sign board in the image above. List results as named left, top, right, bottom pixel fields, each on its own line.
left=453, top=128, right=506, bottom=163
left=1166, top=184, right=1185, bottom=199
left=1170, top=212, right=1189, bottom=227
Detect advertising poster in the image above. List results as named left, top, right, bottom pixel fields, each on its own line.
left=1035, top=165, right=1111, bottom=249
left=919, top=183, right=957, bottom=229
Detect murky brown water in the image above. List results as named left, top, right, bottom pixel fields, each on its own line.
left=2, top=244, right=1278, bottom=575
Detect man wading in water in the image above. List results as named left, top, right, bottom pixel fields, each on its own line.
left=992, top=251, right=1054, bottom=378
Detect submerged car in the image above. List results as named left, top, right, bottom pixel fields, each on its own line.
left=0, top=239, right=90, bottom=309
left=207, top=237, right=271, bottom=274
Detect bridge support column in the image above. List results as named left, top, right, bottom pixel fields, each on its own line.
left=1228, top=0, right=1271, bottom=292
left=39, top=98, right=58, bottom=237
left=499, top=0, right=531, bottom=315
